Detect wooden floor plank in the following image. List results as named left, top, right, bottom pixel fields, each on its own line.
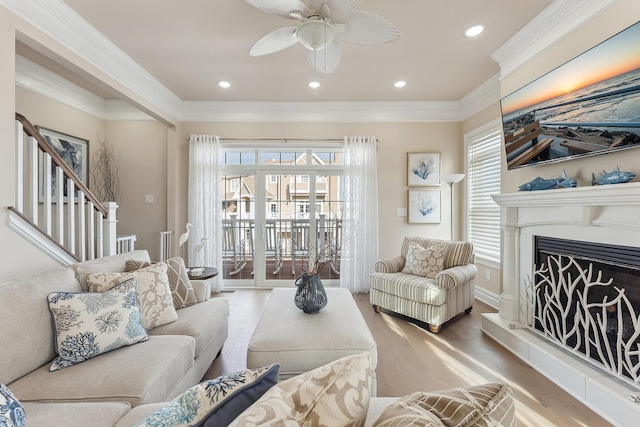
left=205, top=289, right=612, bottom=426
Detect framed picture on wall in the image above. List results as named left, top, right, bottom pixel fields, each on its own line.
left=408, top=189, right=441, bottom=224
left=37, top=126, right=89, bottom=199
left=407, top=152, right=440, bottom=186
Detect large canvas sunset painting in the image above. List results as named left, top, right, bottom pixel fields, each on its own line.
left=500, top=20, right=640, bottom=169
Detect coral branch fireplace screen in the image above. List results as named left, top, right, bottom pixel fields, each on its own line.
left=528, top=236, right=640, bottom=388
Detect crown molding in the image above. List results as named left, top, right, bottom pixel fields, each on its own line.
left=180, top=101, right=462, bottom=123
left=16, top=55, right=105, bottom=118
left=2, top=0, right=182, bottom=124
left=459, top=74, right=500, bottom=120
left=491, top=0, right=618, bottom=79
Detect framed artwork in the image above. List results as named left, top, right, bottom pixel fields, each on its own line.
left=37, top=126, right=89, bottom=199
left=407, top=152, right=440, bottom=186
left=408, top=189, right=441, bottom=224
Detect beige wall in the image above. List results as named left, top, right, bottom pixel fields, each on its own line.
left=105, top=120, right=168, bottom=261
left=0, top=9, right=61, bottom=279
left=501, top=0, right=640, bottom=193
left=175, top=122, right=464, bottom=260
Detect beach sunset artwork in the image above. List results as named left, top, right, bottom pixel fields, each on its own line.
left=500, top=20, right=640, bottom=169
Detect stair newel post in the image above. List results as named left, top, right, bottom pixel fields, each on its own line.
left=102, top=201, right=119, bottom=256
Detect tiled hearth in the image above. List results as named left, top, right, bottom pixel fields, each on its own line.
left=482, top=182, right=640, bottom=426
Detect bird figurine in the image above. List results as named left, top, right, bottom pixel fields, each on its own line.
left=192, top=237, right=208, bottom=266
left=178, top=223, right=193, bottom=247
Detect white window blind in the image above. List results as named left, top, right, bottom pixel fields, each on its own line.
left=466, top=122, right=502, bottom=264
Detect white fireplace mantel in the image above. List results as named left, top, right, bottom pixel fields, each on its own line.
left=482, top=182, right=640, bottom=426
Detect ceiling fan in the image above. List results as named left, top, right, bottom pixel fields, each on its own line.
left=245, top=0, right=401, bottom=74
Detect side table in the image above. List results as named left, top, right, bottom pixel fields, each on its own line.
left=187, top=266, right=219, bottom=280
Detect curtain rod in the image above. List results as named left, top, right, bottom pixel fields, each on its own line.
left=186, top=137, right=380, bottom=142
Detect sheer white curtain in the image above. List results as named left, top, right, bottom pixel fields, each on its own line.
left=341, top=136, right=379, bottom=293
left=187, top=134, right=223, bottom=292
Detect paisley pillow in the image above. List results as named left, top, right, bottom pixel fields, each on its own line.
left=87, top=262, right=178, bottom=329
left=229, top=352, right=372, bottom=426
left=402, top=242, right=445, bottom=279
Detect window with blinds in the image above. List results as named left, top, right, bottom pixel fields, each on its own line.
left=465, top=120, right=502, bottom=264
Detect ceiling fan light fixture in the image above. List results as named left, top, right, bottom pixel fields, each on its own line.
left=296, top=20, right=335, bottom=50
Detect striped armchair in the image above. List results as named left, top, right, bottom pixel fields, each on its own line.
left=369, top=237, right=476, bottom=333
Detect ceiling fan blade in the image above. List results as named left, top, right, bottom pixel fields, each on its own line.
left=334, top=11, right=400, bottom=46
left=250, top=26, right=298, bottom=56
left=308, top=0, right=360, bottom=20
left=245, top=0, right=309, bottom=20
left=305, top=40, right=341, bottom=74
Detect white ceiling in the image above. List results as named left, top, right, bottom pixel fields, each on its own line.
left=61, top=0, right=554, bottom=104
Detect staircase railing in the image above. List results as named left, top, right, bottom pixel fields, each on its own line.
left=12, top=113, right=118, bottom=263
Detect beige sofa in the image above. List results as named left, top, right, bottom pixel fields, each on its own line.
left=370, top=237, right=477, bottom=333
left=0, top=250, right=229, bottom=426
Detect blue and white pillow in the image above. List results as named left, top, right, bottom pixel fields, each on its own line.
left=134, top=364, right=279, bottom=427
left=0, top=383, right=25, bottom=427
left=48, top=278, right=149, bottom=371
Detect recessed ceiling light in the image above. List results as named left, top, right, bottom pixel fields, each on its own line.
left=218, top=81, right=231, bottom=88
left=309, top=81, right=320, bottom=89
left=465, top=25, right=484, bottom=37
left=394, top=80, right=407, bottom=88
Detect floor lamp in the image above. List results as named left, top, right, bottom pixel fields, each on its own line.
left=440, top=174, right=465, bottom=240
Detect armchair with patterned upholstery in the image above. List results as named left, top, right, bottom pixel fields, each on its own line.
left=369, top=237, right=476, bottom=333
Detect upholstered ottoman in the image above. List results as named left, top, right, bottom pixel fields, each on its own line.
left=247, top=287, right=378, bottom=395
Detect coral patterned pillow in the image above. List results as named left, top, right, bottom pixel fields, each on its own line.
left=0, top=383, right=25, bottom=427
left=87, top=262, right=178, bottom=329
left=134, top=364, right=279, bottom=427
left=47, top=279, right=148, bottom=371
left=402, top=242, right=445, bottom=279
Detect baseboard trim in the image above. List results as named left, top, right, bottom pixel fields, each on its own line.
left=475, top=287, right=499, bottom=310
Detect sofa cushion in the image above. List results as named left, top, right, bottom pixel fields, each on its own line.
left=229, top=352, right=372, bottom=427
left=134, top=364, right=279, bottom=427
left=0, top=383, right=25, bottom=427
left=48, top=279, right=149, bottom=371
left=402, top=242, right=445, bottom=279
left=87, top=263, right=178, bottom=329
left=8, top=335, right=196, bottom=408
left=149, top=297, right=229, bottom=359
left=126, top=257, right=197, bottom=309
left=22, top=401, right=131, bottom=427
left=372, top=383, right=515, bottom=427
left=369, top=272, right=446, bottom=306
left=73, top=250, right=151, bottom=291
left=0, top=268, right=81, bottom=385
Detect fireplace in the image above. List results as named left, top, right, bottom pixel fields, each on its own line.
left=483, top=182, right=640, bottom=426
left=531, top=236, right=640, bottom=388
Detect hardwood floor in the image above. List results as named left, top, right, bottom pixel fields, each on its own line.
left=204, top=289, right=612, bottom=426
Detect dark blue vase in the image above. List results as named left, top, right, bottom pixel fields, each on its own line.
left=294, top=274, right=327, bottom=314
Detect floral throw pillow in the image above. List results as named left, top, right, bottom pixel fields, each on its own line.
left=229, top=352, right=373, bottom=427
left=0, top=383, right=25, bottom=427
left=126, top=258, right=197, bottom=309
left=134, top=364, right=279, bottom=427
left=87, top=262, right=178, bottom=329
left=47, top=278, right=148, bottom=371
left=402, top=242, right=445, bottom=279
